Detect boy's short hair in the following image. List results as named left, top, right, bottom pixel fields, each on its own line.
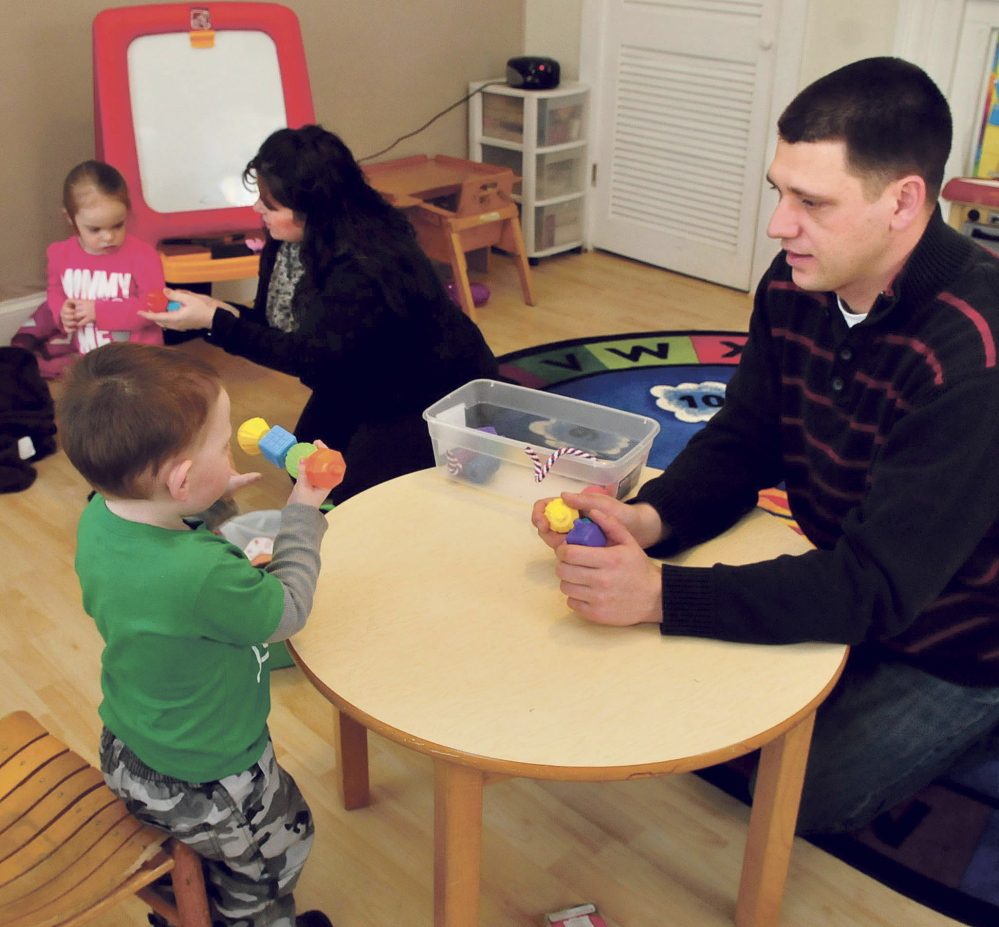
left=778, top=56, right=952, bottom=201
left=58, top=342, right=222, bottom=499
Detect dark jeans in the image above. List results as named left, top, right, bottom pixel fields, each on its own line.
left=791, top=648, right=999, bottom=834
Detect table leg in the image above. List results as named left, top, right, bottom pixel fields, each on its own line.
left=445, top=231, right=478, bottom=322
left=434, top=759, right=484, bottom=927
left=334, top=708, right=370, bottom=810
left=501, top=216, right=537, bottom=307
left=734, top=710, right=816, bottom=927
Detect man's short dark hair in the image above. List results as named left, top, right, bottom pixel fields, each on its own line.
left=778, top=57, right=952, bottom=201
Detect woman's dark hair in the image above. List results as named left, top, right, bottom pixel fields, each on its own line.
left=778, top=57, right=951, bottom=201
left=243, top=125, right=421, bottom=290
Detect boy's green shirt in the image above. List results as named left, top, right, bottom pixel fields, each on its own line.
left=76, top=495, right=284, bottom=782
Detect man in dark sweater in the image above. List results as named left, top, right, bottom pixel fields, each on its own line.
left=533, top=57, right=999, bottom=834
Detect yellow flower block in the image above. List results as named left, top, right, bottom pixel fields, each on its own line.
left=544, top=498, right=579, bottom=534
left=237, top=417, right=270, bottom=455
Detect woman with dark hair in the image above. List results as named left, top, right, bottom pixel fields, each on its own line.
left=143, top=125, right=499, bottom=503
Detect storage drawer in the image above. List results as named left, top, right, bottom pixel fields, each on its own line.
left=538, top=94, right=586, bottom=146
left=534, top=199, right=583, bottom=251
left=479, top=145, right=523, bottom=196
left=482, top=94, right=524, bottom=143
left=536, top=148, right=586, bottom=199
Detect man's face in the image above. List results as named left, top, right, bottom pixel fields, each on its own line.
left=766, top=138, right=900, bottom=312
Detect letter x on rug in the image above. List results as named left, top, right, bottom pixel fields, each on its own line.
left=497, top=330, right=999, bottom=927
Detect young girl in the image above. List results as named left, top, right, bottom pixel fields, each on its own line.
left=48, top=160, right=165, bottom=355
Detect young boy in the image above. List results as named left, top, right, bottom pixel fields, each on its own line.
left=58, top=341, right=333, bottom=927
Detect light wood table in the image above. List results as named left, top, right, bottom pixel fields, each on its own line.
left=289, top=469, right=847, bottom=927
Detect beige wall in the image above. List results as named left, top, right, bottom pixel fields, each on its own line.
left=525, top=0, right=900, bottom=92
left=1, top=0, right=524, bottom=302
left=798, top=0, right=900, bottom=87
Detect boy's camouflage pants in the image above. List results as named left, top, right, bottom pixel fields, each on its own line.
left=100, top=727, right=315, bottom=927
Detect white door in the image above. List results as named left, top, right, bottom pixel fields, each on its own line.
left=582, top=0, right=794, bottom=291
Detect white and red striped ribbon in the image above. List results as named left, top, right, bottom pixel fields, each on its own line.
left=524, top=445, right=597, bottom=482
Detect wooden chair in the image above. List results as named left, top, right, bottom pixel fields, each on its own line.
left=364, top=154, right=538, bottom=321
left=0, top=711, right=211, bottom=927
left=409, top=169, right=537, bottom=321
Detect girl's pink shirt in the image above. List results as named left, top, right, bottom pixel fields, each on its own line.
left=46, top=233, right=166, bottom=353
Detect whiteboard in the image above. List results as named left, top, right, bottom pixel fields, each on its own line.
left=127, top=31, right=287, bottom=214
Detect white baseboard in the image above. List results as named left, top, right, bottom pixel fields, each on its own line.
left=0, top=292, right=44, bottom=347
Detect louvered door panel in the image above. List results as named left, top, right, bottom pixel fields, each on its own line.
left=590, top=0, right=779, bottom=290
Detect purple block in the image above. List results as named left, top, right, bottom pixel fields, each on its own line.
left=566, top=517, right=607, bottom=547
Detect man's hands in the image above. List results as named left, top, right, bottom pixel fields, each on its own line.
left=532, top=492, right=666, bottom=626
left=530, top=491, right=664, bottom=550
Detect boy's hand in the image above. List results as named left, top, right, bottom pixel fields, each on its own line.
left=553, top=508, right=663, bottom=626
left=226, top=470, right=262, bottom=495
left=287, top=440, right=335, bottom=509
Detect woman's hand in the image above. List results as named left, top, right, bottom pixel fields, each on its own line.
left=139, top=287, right=239, bottom=332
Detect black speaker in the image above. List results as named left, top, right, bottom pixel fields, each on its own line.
left=506, top=56, right=560, bottom=90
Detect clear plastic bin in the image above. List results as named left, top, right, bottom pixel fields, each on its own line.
left=423, top=379, right=660, bottom=503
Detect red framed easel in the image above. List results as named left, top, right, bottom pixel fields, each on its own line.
left=93, top=3, right=314, bottom=281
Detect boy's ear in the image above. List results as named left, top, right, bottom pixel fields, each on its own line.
left=164, top=457, right=194, bottom=502
left=62, top=208, right=77, bottom=232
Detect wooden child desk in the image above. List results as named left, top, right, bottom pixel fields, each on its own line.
left=362, top=154, right=537, bottom=321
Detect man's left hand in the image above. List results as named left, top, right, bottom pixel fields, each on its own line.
left=554, top=508, right=662, bottom=626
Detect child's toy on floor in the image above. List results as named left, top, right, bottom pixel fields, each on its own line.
left=145, top=290, right=181, bottom=312
left=445, top=280, right=490, bottom=308
left=238, top=417, right=346, bottom=490
left=545, top=903, right=608, bottom=927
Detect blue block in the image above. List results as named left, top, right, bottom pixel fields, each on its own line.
left=259, top=425, right=297, bottom=468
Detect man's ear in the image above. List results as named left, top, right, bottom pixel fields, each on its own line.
left=890, top=175, right=928, bottom=231
left=164, top=457, right=194, bottom=502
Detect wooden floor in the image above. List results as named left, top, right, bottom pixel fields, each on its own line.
left=0, top=250, right=960, bottom=926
